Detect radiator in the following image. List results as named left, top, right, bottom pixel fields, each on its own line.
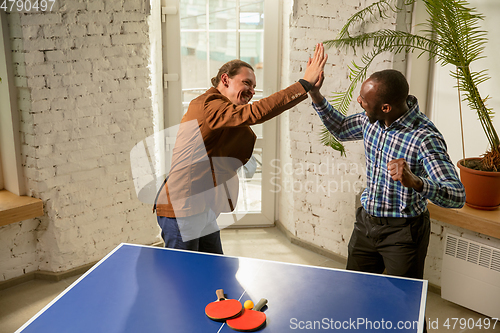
left=441, top=233, right=500, bottom=318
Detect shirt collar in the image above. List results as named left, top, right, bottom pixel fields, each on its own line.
left=385, top=95, right=420, bottom=130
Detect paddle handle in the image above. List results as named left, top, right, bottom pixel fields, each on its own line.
left=254, top=298, right=268, bottom=312
left=216, top=289, right=225, bottom=300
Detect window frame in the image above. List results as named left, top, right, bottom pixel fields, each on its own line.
left=0, top=11, right=25, bottom=196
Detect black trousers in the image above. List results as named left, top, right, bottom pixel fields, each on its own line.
left=347, top=207, right=430, bottom=332
left=346, top=206, right=430, bottom=279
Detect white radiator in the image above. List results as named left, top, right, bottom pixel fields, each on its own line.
left=441, top=233, right=500, bottom=318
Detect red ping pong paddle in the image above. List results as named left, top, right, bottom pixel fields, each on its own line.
left=205, top=289, right=243, bottom=321
left=226, top=298, right=267, bottom=331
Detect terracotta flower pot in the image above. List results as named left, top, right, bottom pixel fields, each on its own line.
left=457, top=158, right=500, bottom=210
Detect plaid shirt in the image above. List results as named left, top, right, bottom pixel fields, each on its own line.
left=313, top=95, right=465, bottom=218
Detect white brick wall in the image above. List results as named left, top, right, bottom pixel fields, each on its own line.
left=0, top=0, right=161, bottom=281
left=278, top=0, right=392, bottom=259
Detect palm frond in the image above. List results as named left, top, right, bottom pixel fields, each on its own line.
left=326, top=29, right=441, bottom=60
left=325, top=29, right=442, bottom=114
left=337, top=0, right=417, bottom=40
left=454, top=65, right=499, bottom=150
left=321, top=0, right=500, bottom=155
left=427, top=0, right=499, bottom=152
left=424, top=0, right=488, bottom=67
left=322, top=30, right=441, bottom=152
left=320, top=127, right=346, bottom=157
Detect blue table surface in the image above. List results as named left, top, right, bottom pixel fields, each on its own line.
left=16, top=243, right=427, bottom=333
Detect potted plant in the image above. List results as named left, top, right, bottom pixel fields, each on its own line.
left=320, top=0, right=500, bottom=210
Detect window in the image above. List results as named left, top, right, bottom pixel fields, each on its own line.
left=0, top=11, right=43, bottom=225
left=179, top=0, right=265, bottom=218
left=0, top=11, right=25, bottom=196
left=179, top=0, right=265, bottom=111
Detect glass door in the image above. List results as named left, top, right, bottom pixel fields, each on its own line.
left=175, top=0, right=280, bottom=226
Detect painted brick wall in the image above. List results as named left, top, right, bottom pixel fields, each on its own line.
left=278, top=0, right=395, bottom=258
left=0, top=0, right=160, bottom=281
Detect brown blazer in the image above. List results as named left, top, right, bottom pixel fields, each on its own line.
left=156, top=82, right=308, bottom=218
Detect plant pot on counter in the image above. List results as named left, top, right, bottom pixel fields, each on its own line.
left=457, top=158, right=500, bottom=210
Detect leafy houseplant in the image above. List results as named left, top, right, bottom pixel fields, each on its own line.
left=320, top=0, right=500, bottom=209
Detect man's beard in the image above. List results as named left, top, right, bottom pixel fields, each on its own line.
left=364, top=110, right=377, bottom=124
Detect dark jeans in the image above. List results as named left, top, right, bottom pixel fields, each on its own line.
left=157, top=216, right=223, bottom=254
left=347, top=206, right=430, bottom=278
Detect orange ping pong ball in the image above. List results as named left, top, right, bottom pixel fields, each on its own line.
left=244, top=300, right=254, bottom=309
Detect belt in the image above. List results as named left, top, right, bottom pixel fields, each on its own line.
left=367, top=211, right=425, bottom=226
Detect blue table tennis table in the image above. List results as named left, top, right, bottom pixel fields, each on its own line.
left=15, top=243, right=427, bottom=332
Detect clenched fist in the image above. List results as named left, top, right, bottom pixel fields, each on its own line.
left=388, top=158, right=424, bottom=192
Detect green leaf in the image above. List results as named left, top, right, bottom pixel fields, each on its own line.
left=320, top=0, right=500, bottom=155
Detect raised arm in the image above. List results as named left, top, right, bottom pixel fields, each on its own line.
left=302, top=43, right=328, bottom=88
left=205, top=43, right=328, bottom=129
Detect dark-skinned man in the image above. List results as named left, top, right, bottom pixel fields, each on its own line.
left=309, top=67, right=465, bottom=280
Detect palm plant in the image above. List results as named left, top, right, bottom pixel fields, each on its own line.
left=321, top=0, right=500, bottom=171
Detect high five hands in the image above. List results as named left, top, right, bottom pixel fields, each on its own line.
left=305, top=43, right=328, bottom=104
left=303, top=43, right=328, bottom=88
